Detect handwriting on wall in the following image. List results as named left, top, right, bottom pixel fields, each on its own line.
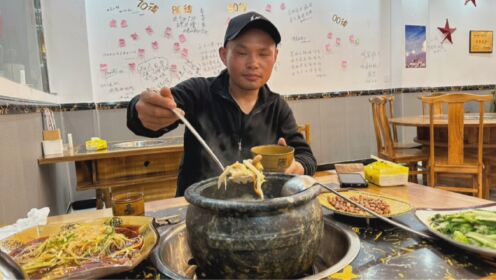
left=137, top=57, right=171, bottom=88
left=173, top=8, right=207, bottom=34
left=290, top=49, right=324, bottom=77
left=288, top=3, right=313, bottom=23
left=89, top=0, right=387, bottom=101
left=199, top=42, right=224, bottom=76
left=360, top=50, right=380, bottom=84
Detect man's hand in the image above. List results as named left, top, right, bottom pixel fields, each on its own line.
left=277, top=137, right=305, bottom=175
left=135, top=87, right=184, bottom=131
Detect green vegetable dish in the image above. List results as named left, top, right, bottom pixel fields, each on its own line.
left=430, top=210, right=496, bottom=250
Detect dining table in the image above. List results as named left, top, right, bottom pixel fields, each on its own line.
left=28, top=171, right=495, bottom=279
left=390, top=113, right=496, bottom=192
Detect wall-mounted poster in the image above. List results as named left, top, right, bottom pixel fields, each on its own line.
left=469, top=31, right=493, bottom=53
left=405, top=25, right=426, bottom=68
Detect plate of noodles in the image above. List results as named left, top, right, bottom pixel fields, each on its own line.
left=0, top=216, right=158, bottom=279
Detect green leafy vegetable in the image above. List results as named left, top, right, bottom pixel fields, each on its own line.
left=429, top=210, right=496, bottom=250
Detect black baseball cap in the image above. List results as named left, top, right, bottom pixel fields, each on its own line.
left=224, top=11, right=281, bottom=46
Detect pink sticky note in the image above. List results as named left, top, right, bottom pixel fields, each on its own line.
left=265, top=4, right=272, bottom=12
left=109, top=19, right=117, bottom=28
left=181, top=48, right=189, bottom=59
left=100, top=64, right=108, bottom=72
left=327, top=32, right=333, bottom=40
left=325, top=43, right=332, bottom=53
left=145, top=25, right=153, bottom=35
left=128, top=62, right=136, bottom=71
left=280, top=3, right=286, bottom=10
left=170, top=64, right=177, bottom=73
left=138, top=48, right=145, bottom=57
left=130, top=32, right=138, bottom=40
left=164, top=27, right=172, bottom=38
left=179, top=34, right=186, bottom=43
left=121, top=20, right=128, bottom=28
left=341, top=60, right=347, bottom=69
left=349, top=35, right=355, bottom=43
left=119, top=38, right=126, bottom=47
left=151, top=41, right=159, bottom=49
left=173, top=42, right=180, bottom=51
left=336, top=37, right=341, bottom=46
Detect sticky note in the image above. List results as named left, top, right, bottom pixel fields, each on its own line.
left=131, top=33, right=138, bottom=40
left=265, top=4, right=272, bottom=12
left=164, top=27, right=172, bottom=38
left=170, top=64, right=177, bottom=73
left=121, top=20, right=128, bottom=28
left=100, top=64, right=108, bottom=72
left=129, top=62, right=136, bottom=71
left=152, top=41, right=159, bottom=49
left=280, top=3, right=286, bottom=10
left=179, top=34, right=186, bottom=43
left=119, top=38, right=126, bottom=47
left=181, top=48, right=189, bottom=58
left=336, top=37, right=341, bottom=46
left=109, top=19, right=117, bottom=28
left=327, top=32, right=333, bottom=39
left=145, top=25, right=153, bottom=35
left=138, top=48, right=145, bottom=57
left=173, top=42, right=180, bottom=51
left=325, top=43, right=332, bottom=52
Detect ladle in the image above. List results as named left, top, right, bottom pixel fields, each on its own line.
left=170, top=108, right=225, bottom=172
left=282, top=175, right=433, bottom=239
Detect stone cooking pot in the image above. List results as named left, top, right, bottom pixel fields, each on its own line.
left=184, top=173, right=323, bottom=279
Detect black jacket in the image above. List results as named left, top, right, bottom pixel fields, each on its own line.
left=127, top=70, right=316, bottom=196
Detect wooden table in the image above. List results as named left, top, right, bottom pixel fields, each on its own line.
left=389, top=113, right=496, bottom=147
left=48, top=171, right=492, bottom=224
left=38, top=138, right=184, bottom=208
left=390, top=114, right=496, bottom=192
left=389, top=112, right=496, bottom=127
left=12, top=172, right=496, bottom=279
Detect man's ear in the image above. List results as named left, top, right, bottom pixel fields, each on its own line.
left=218, top=47, right=227, bottom=66
left=274, top=47, right=279, bottom=61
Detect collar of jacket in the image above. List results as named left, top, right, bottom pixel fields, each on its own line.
left=210, top=69, right=279, bottom=112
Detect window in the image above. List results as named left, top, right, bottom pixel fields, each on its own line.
left=0, top=0, right=49, bottom=92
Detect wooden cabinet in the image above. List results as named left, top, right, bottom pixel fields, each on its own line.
left=39, top=138, right=184, bottom=208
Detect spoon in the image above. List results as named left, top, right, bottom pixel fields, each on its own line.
left=170, top=107, right=225, bottom=172
left=282, top=175, right=433, bottom=239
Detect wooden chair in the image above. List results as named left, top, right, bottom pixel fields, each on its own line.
left=484, top=152, right=496, bottom=198
left=297, top=123, right=311, bottom=144
left=383, top=95, right=422, bottom=149
left=420, top=92, right=446, bottom=116
left=370, top=96, right=429, bottom=183
left=422, top=93, right=492, bottom=198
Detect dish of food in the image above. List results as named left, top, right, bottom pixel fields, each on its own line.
left=319, top=190, right=413, bottom=218
left=0, top=216, right=158, bottom=279
left=218, top=155, right=266, bottom=199
left=415, top=204, right=496, bottom=257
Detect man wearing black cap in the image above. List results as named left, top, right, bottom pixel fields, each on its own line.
left=127, top=11, right=316, bottom=196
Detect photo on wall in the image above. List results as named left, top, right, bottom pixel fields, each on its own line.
left=405, top=25, right=427, bottom=68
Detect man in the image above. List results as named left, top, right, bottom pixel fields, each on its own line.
left=127, top=11, right=316, bottom=196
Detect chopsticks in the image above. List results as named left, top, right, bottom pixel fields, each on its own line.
left=42, top=108, right=57, bottom=130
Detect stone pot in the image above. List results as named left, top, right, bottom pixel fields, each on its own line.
left=184, top=173, right=323, bottom=279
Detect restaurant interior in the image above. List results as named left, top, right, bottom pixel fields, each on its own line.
left=1, top=0, right=496, bottom=279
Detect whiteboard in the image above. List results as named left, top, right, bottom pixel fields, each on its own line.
left=86, top=0, right=389, bottom=102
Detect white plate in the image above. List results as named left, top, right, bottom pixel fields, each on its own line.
left=415, top=204, right=496, bottom=257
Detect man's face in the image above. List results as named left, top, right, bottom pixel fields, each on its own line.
left=219, top=28, right=278, bottom=93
